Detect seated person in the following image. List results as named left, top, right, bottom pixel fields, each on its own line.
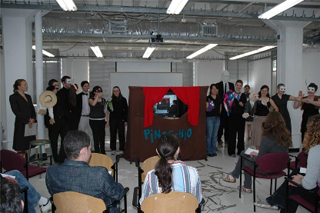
left=139, top=133, right=203, bottom=204
left=255, top=114, right=320, bottom=213
left=223, top=111, right=292, bottom=193
left=46, top=130, right=125, bottom=213
left=1, top=170, right=51, bottom=213
left=1, top=177, right=24, bottom=213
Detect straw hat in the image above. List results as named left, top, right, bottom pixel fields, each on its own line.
left=39, top=91, right=57, bottom=108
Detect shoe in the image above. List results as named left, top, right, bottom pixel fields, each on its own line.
left=238, top=186, right=252, bottom=193
left=229, top=154, right=236, bottom=157
left=254, top=200, right=278, bottom=210
left=40, top=199, right=52, bottom=213
left=212, top=153, right=217, bottom=157
left=223, top=173, right=236, bottom=183
left=111, top=150, right=116, bottom=155
left=120, top=151, right=124, bottom=155
left=207, top=153, right=213, bottom=157
left=40, top=153, right=48, bottom=161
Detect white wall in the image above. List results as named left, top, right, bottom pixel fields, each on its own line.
left=117, top=61, right=171, bottom=72
left=0, top=49, right=6, bottom=145
left=248, top=58, right=272, bottom=93
left=302, top=51, right=320, bottom=90
left=195, top=60, right=225, bottom=87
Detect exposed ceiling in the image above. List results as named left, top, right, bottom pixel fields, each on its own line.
left=1, top=0, right=320, bottom=60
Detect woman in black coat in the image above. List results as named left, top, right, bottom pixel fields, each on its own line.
left=9, top=79, right=36, bottom=157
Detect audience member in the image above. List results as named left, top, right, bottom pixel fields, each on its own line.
left=272, top=83, right=301, bottom=133
left=228, top=80, right=247, bottom=157
left=216, top=70, right=235, bottom=146
left=107, top=86, right=128, bottom=155
left=251, top=85, right=278, bottom=150
left=223, top=112, right=292, bottom=193
left=89, top=86, right=107, bottom=154
left=294, top=83, right=320, bottom=142
left=46, top=130, right=125, bottom=213
left=0, top=177, right=23, bottom=213
left=1, top=170, right=51, bottom=213
left=140, top=134, right=203, bottom=204
left=206, top=84, right=222, bottom=157
left=256, top=114, right=320, bottom=213
left=9, top=79, right=36, bottom=157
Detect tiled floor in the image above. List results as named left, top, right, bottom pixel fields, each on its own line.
left=28, top=142, right=310, bottom=213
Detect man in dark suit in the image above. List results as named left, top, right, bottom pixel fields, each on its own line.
left=216, top=70, right=235, bottom=146
left=76, top=81, right=93, bottom=144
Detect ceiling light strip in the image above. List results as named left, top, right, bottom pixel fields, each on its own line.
left=90, top=46, right=104, bottom=58
left=32, top=45, right=55, bottom=57
left=143, top=47, right=156, bottom=58
left=186, top=44, right=218, bottom=59
left=258, top=0, right=304, bottom=19
left=56, top=0, right=77, bottom=11
left=167, top=0, right=189, bottom=14
left=229, top=46, right=276, bottom=60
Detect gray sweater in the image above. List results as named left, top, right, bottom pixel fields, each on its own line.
left=301, top=145, right=320, bottom=190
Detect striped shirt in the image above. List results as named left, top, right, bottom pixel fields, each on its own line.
left=139, top=161, right=202, bottom=204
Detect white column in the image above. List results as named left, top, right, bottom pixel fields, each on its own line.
left=2, top=9, right=36, bottom=150
left=264, top=20, right=309, bottom=149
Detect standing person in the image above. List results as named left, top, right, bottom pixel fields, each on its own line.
left=48, top=79, right=59, bottom=91
left=140, top=134, right=203, bottom=204
left=251, top=85, right=278, bottom=150
left=272, top=83, right=301, bottom=133
left=206, top=84, right=222, bottom=157
left=68, top=85, right=78, bottom=130
left=51, top=75, right=72, bottom=163
left=76, top=81, right=93, bottom=144
left=216, top=70, right=235, bottom=147
left=244, top=85, right=253, bottom=142
left=228, top=80, right=247, bottom=157
left=9, top=79, right=36, bottom=157
left=89, top=86, right=107, bottom=154
left=107, top=86, right=128, bottom=155
left=293, top=83, right=320, bottom=142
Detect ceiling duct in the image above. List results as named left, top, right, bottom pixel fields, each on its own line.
left=201, top=25, right=218, bottom=37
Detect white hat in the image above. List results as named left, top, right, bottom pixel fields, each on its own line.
left=39, top=91, right=57, bottom=108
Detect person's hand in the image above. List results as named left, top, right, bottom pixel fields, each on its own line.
left=250, top=151, right=258, bottom=157
left=242, top=113, right=249, bottom=119
left=5, top=177, right=18, bottom=185
left=38, top=109, right=46, bottom=115
left=124, top=122, right=127, bottom=126
left=239, top=101, right=244, bottom=107
left=28, top=118, right=35, bottom=128
left=301, top=99, right=309, bottom=103
left=297, top=91, right=303, bottom=101
left=49, top=118, right=55, bottom=125
left=106, top=120, right=109, bottom=127
left=289, top=174, right=303, bottom=187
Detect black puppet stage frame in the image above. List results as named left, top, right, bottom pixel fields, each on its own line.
left=123, top=86, right=208, bottom=162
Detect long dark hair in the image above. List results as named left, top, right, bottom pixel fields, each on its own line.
left=112, top=86, right=123, bottom=100
left=208, top=84, right=218, bottom=96
left=258, top=85, right=270, bottom=98
left=262, top=111, right=292, bottom=147
left=90, top=86, right=102, bottom=99
left=155, top=134, right=179, bottom=194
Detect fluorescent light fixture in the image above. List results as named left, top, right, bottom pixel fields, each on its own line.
left=56, top=0, right=77, bottom=11
left=90, top=46, right=104, bottom=58
left=229, top=46, right=276, bottom=60
left=143, top=47, right=156, bottom=58
left=167, top=0, right=189, bottom=14
left=32, top=45, right=55, bottom=57
left=186, top=44, right=218, bottom=59
left=259, top=0, right=304, bottom=19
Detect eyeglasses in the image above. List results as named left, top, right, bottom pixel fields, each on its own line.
left=96, top=90, right=102, bottom=93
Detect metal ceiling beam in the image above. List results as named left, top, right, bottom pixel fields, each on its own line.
left=1, top=3, right=320, bottom=22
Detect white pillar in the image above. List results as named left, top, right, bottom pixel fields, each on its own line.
left=264, top=20, right=309, bottom=149
left=2, top=9, right=36, bottom=150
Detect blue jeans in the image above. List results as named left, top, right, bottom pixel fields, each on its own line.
left=6, top=170, right=40, bottom=213
left=206, top=117, right=220, bottom=154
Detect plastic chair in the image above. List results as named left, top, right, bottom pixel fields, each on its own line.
left=140, top=191, right=198, bottom=213
left=0, top=149, right=47, bottom=180
left=88, top=153, right=120, bottom=182
left=239, top=152, right=290, bottom=212
left=53, top=188, right=130, bottom=213
left=285, top=177, right=320, bottom=213
left=289, top=150, right=308, bottom=171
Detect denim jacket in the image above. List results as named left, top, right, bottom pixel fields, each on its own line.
left=46, top=159, right=125, bottom=213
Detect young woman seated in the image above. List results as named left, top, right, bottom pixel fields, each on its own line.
left=139, top=134, right=203, bottom=204
left=223, top=111, right=292, bottom=193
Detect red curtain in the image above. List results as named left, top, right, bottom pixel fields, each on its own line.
left=143, top=87, right=169, bottom=127
left=171, top=87, right=200, bottom=126
left=143, top=87, right=200, bottom=128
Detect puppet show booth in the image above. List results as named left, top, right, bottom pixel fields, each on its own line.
left=123, top=86, right=208, bottom=162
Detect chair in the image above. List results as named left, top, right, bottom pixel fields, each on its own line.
left=239, top=152, right=290, bottom=212
left=285, top=177, right=320, bottom=213
left=53, top=188, right=130, bottom=213
left=0, top=149, right=47, bottom=180
left=140, top=191, right=199, bottom=213
left=88, top=153, right=120, bottom=182
left=20, top=186, right=28, bottom=213
left=28, top=139, right=54, bottom=166
left=289, top=150, right=308, bottom=171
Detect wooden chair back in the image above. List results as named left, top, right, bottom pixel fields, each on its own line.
left=141, top=156, right=159, bottom=181
left=53, top=191, right=106, bottom=213
left=141, top=191, right=198, bottom=213
left=89, top=153, right=114, bottom=176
